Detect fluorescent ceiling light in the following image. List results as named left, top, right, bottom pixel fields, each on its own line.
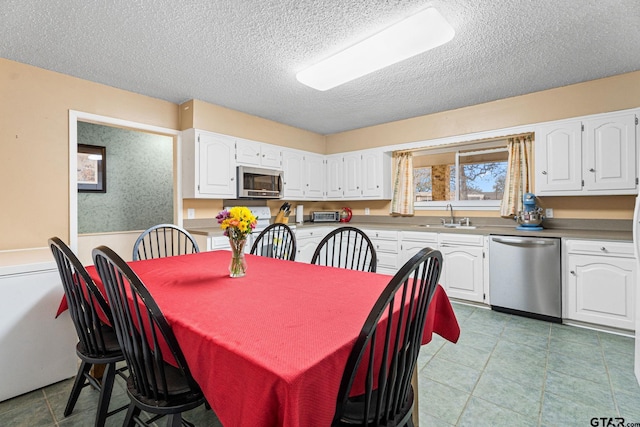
left=296, top=7, right=455, bottom=91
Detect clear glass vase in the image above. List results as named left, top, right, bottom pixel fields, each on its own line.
left=229, top=237, right=247, bottom=278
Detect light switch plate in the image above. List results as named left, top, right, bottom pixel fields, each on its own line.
left=364, top=208, right=370, bottom=215
left=545, top=208, right=554, bottom=218
left=187, top=208, right=195, bottom=219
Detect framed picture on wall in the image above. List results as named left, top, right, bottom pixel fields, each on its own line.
left=77, top=144, right=106, bottom=193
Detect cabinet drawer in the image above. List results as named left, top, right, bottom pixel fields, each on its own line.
left=439, top=233, right=484, bottom=247
left=565, top=239, right=634, bottom=258
left=364, top=229, right=398, bottom=240
left=376, top=252, right=398, bottom=269
left=372, top=240, right=398, bottom=254
left=401, top=231, right=438, bottom=243
left=296, top=227, right=330, bottom=240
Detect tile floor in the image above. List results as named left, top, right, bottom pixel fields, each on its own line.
left=1, top=303, right=639, bottom=426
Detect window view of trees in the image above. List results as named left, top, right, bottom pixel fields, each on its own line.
left=457, top=161, right=507, bottom=200
left=413, top=145, right=508, bottom=203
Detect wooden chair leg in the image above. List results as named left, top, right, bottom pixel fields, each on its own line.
left=166, top=413, right=182, bottom=427
left=64, top=361, right=91, bottom=416
left=94, top=362, right=116, bottom=427
left=124, top=403, right=141, bottom=427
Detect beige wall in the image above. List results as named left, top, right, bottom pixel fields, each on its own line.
left=0, top=58, right=179, bottom=250
left=3, top=57, right=639, bottom=251
left=180, top=99, right=326, bottom=153
left=326, top=70, right=640, bottom=153
left=323, top=70, right=640, bottom=221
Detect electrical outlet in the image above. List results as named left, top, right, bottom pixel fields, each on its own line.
left=187, top=208, right=195, bottom=219
left=545, top=208, right=554, bottom=218
left=364, top=208, right=370, bottom=215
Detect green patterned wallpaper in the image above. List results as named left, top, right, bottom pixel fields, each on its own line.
left=77, top=122, right=174, bottom=233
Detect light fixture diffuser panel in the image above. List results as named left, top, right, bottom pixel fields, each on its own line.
left=296, top=8, right=455, bottom=91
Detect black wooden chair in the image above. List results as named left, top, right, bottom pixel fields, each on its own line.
left=48, top=237, right=127, bottom=427
left=332, top=247, right=442, bottom=427
left=311, top=226, right=377, bottom=272
left=132, top=224, right=199, bottom=261
left=93, top=245, right=206, bottom=427
left=250, top=223, right=297, bottom=261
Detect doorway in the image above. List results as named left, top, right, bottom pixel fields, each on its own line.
left=69, top=110, right=181, bottom=263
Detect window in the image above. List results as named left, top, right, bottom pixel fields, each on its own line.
left=412, top=140, right=508, bottom=208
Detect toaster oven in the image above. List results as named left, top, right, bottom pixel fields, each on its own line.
left=311, top=211, right=340, bottom=222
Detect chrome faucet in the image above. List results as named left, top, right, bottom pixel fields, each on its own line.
left=446, top=203, right=454, bottom=224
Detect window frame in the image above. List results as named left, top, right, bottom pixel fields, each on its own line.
left=412, top=142, right=508, bottom=211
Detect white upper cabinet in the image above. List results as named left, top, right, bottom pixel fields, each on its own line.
left=343, top=152, right=362, bottom=198
left=182, top=129, right=236, bottom=198
left=536, top=120, right=583, bottom=193
left=305, top=152, right=325, bottom=200
left=583, top=113, right=636, bottom=192
left=535, top=111, right=637, bottom=196
left=326, top=150, right=392, bottom=200
left=361, top=150, right=391, bottom=199
left=236, top=138, right=282, bottom=169
left=282, top=149, right=305, bottom=199
left=281, top=148, right=325, bottom=200
left=326, top=154, right=344, bottom=199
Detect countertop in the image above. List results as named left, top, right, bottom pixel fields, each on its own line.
left=186, top=220, right=633, bottom=242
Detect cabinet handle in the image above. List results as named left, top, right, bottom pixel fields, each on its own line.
left=570, top=270, right=576, bottom=275
left=589, top=168, right=595, bottom=172
left=230, top=177, right=234, bottom=181
left=600, top=247, right=606, bottom=252
left=541, top=171, right=547, bottom=175
left=256, top=153, right=260, bottom=156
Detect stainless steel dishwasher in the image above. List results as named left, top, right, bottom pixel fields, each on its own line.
left=489, top=235, right=561, bottom=322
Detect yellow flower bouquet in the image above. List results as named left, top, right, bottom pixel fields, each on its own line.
left=216, top=207, right=257, bottom=277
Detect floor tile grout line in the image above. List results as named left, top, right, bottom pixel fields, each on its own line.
left=453, top=311, right=509, bottom=426
left=41, top=388, right=58, bottom=427
left=599, top=332, right=623, bottom=417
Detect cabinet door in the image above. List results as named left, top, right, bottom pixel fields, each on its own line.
left=282, top=149, right=305, bottom=199
left=361, top=151, right=383, bottom=198
left=535, top=121, right=583, bottom=193
left=261, top=144, right=282, bottom=169
left=326, top=155, right=344, bottom=199
left=566, top=254, right=636, bottom=330
left=198, top=132, right=236, bottom=197
left=399, top=233, right=438, bottom=265
left=235, top=139, right=261, bottom=166
left=295, top=229, right=327, bottom=263
left=439, top=245, right=484, bottom=303
left=343, top=153, right=362, bottom=198
left=305, top=153, right=325, bottom=200
left=584, top=113, right=636, bottom=192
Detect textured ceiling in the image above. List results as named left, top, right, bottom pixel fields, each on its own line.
left=2, top=0, right=640, bottom=135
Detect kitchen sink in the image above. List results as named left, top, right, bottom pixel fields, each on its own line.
left=418, top=224, right=477, bottom=230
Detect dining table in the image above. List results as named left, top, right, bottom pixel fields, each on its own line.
left=56, top=250, right=460, bottom=427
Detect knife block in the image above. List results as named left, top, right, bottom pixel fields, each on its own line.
left=274, top=211, right=289, bottom=224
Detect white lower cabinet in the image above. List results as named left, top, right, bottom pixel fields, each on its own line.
left=399, top=231, right=438, bottom=265
left=362, top=229, right=398, bottom=276
left=438, top=233, right=487, bottom=304
left=565, top=239, right=636, bottom=330
left=295, top=227, right=330, bottom=263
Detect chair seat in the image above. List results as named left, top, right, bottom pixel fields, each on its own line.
left=338, top=387, right=414, bottom=426
left=126, top=362, right=204, bottom=410
left=75, top=324, right=123, bottom=359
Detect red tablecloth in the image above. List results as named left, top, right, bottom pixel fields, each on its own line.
left=57, top=251, right=459, bottom=427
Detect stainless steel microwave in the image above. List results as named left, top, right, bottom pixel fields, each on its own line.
left=237, top=166, right=283, bottom=199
